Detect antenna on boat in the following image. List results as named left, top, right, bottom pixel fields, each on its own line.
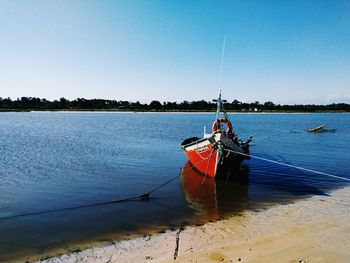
left=218, top=35, right=226, bottom=96
left=214, top=35, right=227, bottom=120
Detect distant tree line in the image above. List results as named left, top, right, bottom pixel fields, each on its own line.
left=0, top=97, right=349, bottom=112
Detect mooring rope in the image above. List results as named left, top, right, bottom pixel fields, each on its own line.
left=148, top=153, right=214, bottom=195
left=0, top=195, right=147, bottom=221
left=0, top=153, right=213, bottom=221
left=224, top=149, right=350, bottom=182
left=201, top=147, right=216, bottom=185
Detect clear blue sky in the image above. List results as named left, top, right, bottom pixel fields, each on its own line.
left=1, top=0, right=349, bottom=104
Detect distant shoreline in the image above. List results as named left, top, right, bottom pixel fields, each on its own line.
left=1, top=97, right=350, bottom=113
left=0, top=109, right=349, bottom=114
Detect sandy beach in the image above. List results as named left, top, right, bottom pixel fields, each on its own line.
left=36, top=186, right=350, bottom=263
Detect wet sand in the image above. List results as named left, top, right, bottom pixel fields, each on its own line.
left=37, top=186, right=350, bottom=263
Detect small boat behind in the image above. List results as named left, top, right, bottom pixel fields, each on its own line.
left=180, top=94, right=252, bottom=179
left=306, top=125, right=326, bottom=133
left=306, top=125, right=336, bottom=133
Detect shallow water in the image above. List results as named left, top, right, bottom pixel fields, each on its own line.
left=0, top=112, right=349, bottom=261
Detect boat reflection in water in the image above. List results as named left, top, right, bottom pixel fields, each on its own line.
left=180, top=161, right=250, bottom=221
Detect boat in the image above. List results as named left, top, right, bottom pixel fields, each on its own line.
left=306, top=125, right=336, bottom=133
left=306, top=125, right=326, bottom=133
left=180, top=93, right=253, bottom=179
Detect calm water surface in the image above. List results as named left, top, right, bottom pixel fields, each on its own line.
left=0, top=112, right=349, bottom=261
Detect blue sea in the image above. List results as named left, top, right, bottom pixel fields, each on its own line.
left=0, top=112, right=349, bottom=261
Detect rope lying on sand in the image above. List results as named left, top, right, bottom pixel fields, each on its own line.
left=223, top=149, right=350, bottom=182
left=0, top=154, right=212, bottom=221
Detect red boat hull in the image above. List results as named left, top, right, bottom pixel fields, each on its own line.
left=181, top=132, right=250, bottom=178
left=183, top=142, right=218, bottom=178
left=180, top=134, right=222, bottom=178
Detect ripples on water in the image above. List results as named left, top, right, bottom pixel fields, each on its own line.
left=0, top=112, right=349, bottom=261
